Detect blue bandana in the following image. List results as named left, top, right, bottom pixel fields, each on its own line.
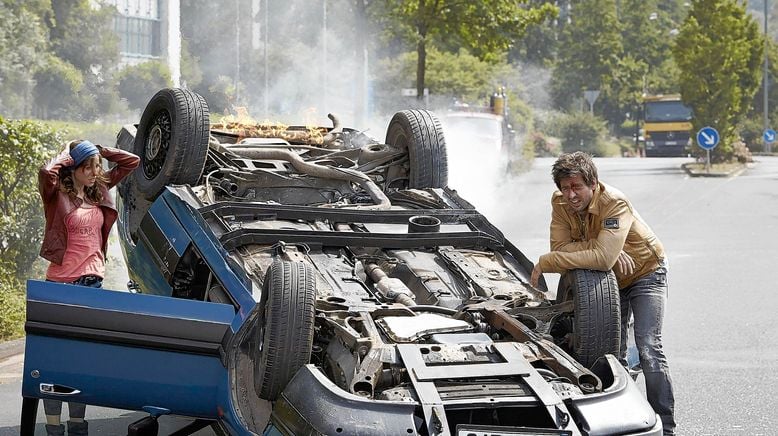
left=70, top=140, right=99, bottom=167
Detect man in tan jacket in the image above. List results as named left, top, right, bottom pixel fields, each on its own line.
left=530, top=152, right=676, bottom=436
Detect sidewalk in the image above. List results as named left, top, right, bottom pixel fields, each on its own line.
left=0, top=338, right=24, bottom=363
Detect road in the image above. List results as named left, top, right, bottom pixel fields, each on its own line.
left=2, top=156, right=777, bottom=435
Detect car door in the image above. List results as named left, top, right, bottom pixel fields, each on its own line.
left=21, top=279, right=236, bottom=431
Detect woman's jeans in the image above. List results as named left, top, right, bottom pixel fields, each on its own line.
left=619, top=264, right=676, bottom=436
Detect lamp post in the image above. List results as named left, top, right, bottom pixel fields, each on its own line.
left=765, top=0, right=771, bottom=153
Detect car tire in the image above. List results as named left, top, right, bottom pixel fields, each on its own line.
left=385, top=109, right=448, bottom=188
left=254, top=260, right=316, bottom=400
left=133, top=88, right=210, bottom=200
left=552, top=269, right=621, bottom=368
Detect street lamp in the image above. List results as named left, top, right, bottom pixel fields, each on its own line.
left=764, top=0, right=771, bottom=153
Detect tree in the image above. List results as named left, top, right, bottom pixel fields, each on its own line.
left=33, top=55, right=85, bottom=120
left=673, top=0, right=763, bottom=162
left=48, top=0, right=119, bottom=72
left=376, top=0, right=556, bottom=101
left=117, top=61, right=173, bottom=111
left=0, top=117, right=62, bottom=280
left=0, top=1, right=49, bottom=117
left=550, top=0, right=622, bottom=116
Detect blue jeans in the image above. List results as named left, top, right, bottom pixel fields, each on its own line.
left=619, top=264, right=676, bottom=436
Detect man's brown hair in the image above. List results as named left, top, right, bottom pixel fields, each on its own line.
left=551, top=151, right=598, bottom=189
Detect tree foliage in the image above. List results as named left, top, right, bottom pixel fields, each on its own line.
left=673, top=0, right=763, bottom=162
left=550, top=0, right=622, bottom=114
left=117, top=61, right=173, bottom=111
left=376, top=0, right=556, bottom=100
left=0, top=117, right=62, bottom=279
left=0, top=1, right=49, bottom=117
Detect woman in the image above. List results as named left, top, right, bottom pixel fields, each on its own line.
left=38, top=139, right=139, bottom=436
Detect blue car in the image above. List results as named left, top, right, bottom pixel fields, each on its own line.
left=22, top=88, right=661, bottom=436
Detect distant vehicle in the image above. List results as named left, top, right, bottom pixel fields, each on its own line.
left=641, top=94, right=693, bottom=157
left=21, top=88, right=661, bottom=436
left=441, top=90, right=521, bottom=187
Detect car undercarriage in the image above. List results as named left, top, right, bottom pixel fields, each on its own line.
left=107, top=88, right=659, bottom=435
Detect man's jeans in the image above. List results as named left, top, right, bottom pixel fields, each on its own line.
left=619, top=264, right=676, bottom=436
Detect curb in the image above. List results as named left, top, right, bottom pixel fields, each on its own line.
left=0, top=337, right=25, bottom=362
left=681, top=162, right=748, bottom=178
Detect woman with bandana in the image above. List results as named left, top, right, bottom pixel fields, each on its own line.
left=37, top=139, right=139, bottom=435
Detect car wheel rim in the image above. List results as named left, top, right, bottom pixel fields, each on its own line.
left=143, top=111, right=172, bottom=180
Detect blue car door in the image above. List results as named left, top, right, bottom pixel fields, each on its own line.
left=21, top=279, right=235, bottom=429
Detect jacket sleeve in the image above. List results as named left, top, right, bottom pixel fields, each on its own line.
left=538, top=200, right=633, bottom=273
left=38, top=148, right=73, bottom=202
left=101, top=146, right=140, bottom=189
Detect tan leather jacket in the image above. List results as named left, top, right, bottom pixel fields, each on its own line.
left=39, top=146, right=139, bottom=265
left=537, top=182, right=665, bottom=289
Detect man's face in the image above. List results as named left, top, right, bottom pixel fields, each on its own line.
left=559, top=174, right=595, bottom=214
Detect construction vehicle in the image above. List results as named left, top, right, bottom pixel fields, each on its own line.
left=640, top=94, right=693, bottom=157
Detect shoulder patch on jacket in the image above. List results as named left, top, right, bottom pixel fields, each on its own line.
left=604, top=217, right=619, bottom=229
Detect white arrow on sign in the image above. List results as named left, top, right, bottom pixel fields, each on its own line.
left=766, top=131, right=775, bottom=141
left=701, top=130, right=715, bottom=145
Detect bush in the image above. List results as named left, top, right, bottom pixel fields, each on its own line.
left=0, top=266, right=25, bottom=341
left=116, top=61, right=173, bottom=111
left=528, top=130, right=560, bottom=157
left=549, top=111, right=610, bottom=156
left=43, top=120, right=122, bottom=150
left=738, top=118, right=765, bottom=153
left=0, top=117, right=62, bottom=279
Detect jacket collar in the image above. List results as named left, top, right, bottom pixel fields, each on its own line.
left=586, top=182, right=604, bottom=216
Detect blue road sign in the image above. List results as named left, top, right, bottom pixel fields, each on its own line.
left=696, top=127, right=720, bottom=150
left=764, top=129, right=776, bottom=143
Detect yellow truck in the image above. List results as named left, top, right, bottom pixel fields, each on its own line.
left=641, top=94, right=693, bottom=157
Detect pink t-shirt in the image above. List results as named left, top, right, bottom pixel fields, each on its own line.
left=46, top=202, right=105, bottom=282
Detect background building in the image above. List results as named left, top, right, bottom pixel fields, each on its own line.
left=101, top=0, right=181, bottom=86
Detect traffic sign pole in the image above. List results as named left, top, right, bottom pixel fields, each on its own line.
left=696, top=127, right=720, bottom=171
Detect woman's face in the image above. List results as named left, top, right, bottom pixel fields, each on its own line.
left=74, top=155, right=101, bottom=188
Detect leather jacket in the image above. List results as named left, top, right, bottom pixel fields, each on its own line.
left=39, top=145, right=140, bottom=265
left=537, top=182, right=665, bottom=289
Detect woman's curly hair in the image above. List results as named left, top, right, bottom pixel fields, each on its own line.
left=59, top=139, right=109, bottom=204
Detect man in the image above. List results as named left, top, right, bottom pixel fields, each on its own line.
left=529, top=152, right=676, bottom=435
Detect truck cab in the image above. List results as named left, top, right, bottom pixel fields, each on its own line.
left=641, top=94, right=693, bottom=157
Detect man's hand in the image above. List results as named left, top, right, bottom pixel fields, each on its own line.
left=530, top=264, right=543, bottom=288
left=615, top=250, right=635, bottom=276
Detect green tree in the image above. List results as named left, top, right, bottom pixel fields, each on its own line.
left=0, top=117, right=62, bottom=280
left=48, top=0, right=119, bottom=72
left=116, top=61, right=173, bottom=111
left=376, top=0, right=556, bottom=101
left=0, top=1, right=49, bottom=117
left=673, top=0, right=763, bottom=162
left=43, top=0, right=121, bottom=120
left=33, top=55, right=85, bottom=119
left=550, top=0, right=622, bottom=117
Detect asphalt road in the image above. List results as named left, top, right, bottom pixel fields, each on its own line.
left=1, top=156, right=777, bottom=435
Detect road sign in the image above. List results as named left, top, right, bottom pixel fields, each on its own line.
left=696, top=127, right=720, bottom=150
left=764, top=129, right=776, bottom=143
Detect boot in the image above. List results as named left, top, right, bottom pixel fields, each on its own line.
left=45, top=424, right=65, bottom=436
left=67, top=420, right=88, bottom=436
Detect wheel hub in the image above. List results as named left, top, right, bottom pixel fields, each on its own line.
left=142, top=111, right=172, bottom=180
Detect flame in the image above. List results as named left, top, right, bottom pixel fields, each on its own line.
left=210, top=107, right=328, bottom=145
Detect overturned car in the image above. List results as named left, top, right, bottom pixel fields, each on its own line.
left=22, top=88, right=660, bottom=435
